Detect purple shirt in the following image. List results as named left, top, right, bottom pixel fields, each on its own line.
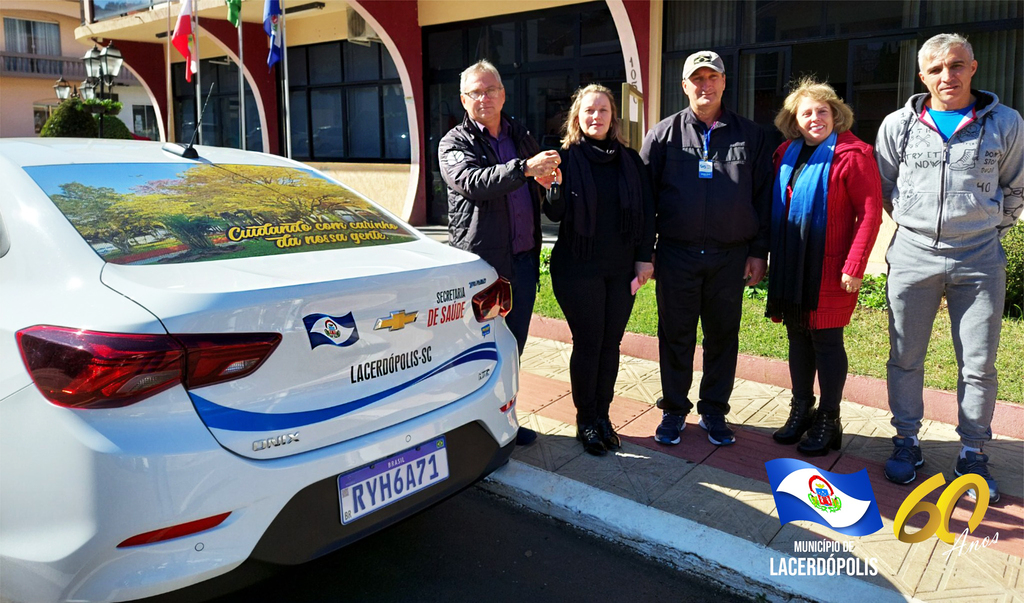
left=477, top=119, right=535, bottom=254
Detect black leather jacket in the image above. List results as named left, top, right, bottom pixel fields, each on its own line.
left=438, top=113, right=543, bottom=278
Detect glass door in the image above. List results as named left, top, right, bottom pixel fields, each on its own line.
left=738, top=47, right=790, bottom=149
left=848, top=36, right=916, bottom=146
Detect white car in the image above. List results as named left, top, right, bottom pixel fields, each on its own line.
left=0, top=139, right=521, bottom=603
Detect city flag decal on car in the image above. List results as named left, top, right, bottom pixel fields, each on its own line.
left=765, top=458, right=883, bottom=537
left=303, top=312, right=359, bottom=349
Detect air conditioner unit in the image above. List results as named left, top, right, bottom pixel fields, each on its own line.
left=347, top=9, right=381, bottom=47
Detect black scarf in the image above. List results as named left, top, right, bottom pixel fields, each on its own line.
left=564, top=136, right=643, bottom=259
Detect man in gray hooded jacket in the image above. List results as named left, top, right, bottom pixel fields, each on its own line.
left=875, top=33, right=1023, bottom=502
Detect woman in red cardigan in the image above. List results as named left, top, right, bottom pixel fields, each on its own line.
left=766, top=78, right=883, bottom=456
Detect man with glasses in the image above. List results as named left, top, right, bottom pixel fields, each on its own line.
left=439, top=60, right=561, bottom=446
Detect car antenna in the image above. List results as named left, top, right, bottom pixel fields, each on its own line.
left=163, top=82, right=216, bottom=160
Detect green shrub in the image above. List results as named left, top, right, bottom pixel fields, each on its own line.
left=539, top=245, right=552, bottom=276
left=1004, top=220, right=1024, bottom=318
left=858, top=273, right=888, bottom=311
left=39, top=98, right=98, bottom=138
left=96, top=115, right=132, bottom=139
left=82, top=98, right=122, bottom=116
left=744, top=278, right=768, bottom=300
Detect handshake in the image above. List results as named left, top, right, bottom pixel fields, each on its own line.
left=525, top=150, right=562, bottom=189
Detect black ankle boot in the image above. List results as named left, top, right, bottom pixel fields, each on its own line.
left=773, top=397, right=816, bottom=445
left=577, top=423, right=607, bottom=456
left=797, top=408, right=842, bottom=457
left=595, top=418, right=621, bottom=451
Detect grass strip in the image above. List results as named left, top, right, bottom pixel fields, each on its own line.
left=534, top=273, right=1024, bottom=404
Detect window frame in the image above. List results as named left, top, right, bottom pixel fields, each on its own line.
left=2, top=17, right=61, bottom=56
left=286, top=40, right=409, bottom=163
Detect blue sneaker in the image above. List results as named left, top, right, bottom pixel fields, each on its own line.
left=699, top=414, right=735, bottom=446
left=654, top=412, right=686, bottom=445
left=955, top=451, right=1000, bottom=503
left=884, top=436, right=924, bottom=484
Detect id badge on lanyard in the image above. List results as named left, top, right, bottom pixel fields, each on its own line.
left=699, top=123, right=717, bottom=179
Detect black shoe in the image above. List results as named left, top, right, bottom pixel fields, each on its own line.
left=576, top=423, right=607, bottom=456
left=515, top=427, right=537, bottom=446
left=699, top=414, right=736, bottom=446
left=595, top=419, right=621, bottom=451
left=797, top=408, right=842, bottom=457
left=773, top=397, right=816, bottom=445
left=955, top=450, right=1000, bottom=503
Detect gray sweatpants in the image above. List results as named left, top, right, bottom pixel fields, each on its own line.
left=886, top=230, right=1006, bottom=448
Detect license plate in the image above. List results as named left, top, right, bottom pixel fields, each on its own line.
left=337, top=437, right=449, bottom=525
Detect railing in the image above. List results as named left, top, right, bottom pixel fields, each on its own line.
left=0, top=52, right=138, bottom=85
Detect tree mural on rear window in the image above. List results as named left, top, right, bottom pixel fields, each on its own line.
left=25, top=163, right=416, bottom=264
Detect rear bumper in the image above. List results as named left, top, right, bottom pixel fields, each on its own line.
left=251, top=420, right=513, bottom=565
left=134, top=423, right=514, bottom=603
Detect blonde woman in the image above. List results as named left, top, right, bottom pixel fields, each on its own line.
left=544, top=84, right=655, bottom=455
left=767, top=78, right=882, bottom=456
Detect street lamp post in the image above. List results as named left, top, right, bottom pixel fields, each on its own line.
left=53, top=77, right=71, bottom=101
left=81, top=43, right=124, bottom=138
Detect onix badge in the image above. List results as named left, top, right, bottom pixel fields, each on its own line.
left=375, top=310, right=418, bottom=332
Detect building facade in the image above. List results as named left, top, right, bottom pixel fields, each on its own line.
left=70, top=0, right=1022, bottom=255
left=0, top=0, right=153, bottom=138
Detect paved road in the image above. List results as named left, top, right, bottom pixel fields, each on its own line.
left=212, top=486, right=753, bottom=603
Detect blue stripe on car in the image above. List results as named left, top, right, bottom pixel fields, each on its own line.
left=190, top=342, right=498, bottom=432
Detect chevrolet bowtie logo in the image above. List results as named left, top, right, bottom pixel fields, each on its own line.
left=374, top=310, right=418, bottom=331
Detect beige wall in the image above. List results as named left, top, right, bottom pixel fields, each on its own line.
left=867, top=215, right=897, bottom=277
left=0, top=1, right=83, bottom=53
left=418, top=0, right=588, bottom=26
left=647, top=0, right=662, bottom=127
left=309, top=162, right=412, bottom=219
left=281, top=3, right=349, bottom=46
left=0, top=76, right=60, bottom=137
left=1, top=1, right=91, bottom=138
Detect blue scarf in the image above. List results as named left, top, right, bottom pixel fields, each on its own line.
left=766, top=132, right=836, bottom=325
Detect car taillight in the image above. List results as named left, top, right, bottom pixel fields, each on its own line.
left=16, top=326, right=281, bottom=409
left=174, top=333, right=281, bottom=388
left=17, top=326, right=184, bottom=409
left=472, top=277, right=512, bottom=322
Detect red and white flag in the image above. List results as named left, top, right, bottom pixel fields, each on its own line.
left=171, top=0, right=196, bottom=82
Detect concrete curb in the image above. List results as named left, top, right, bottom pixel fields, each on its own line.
left=482, top=460, right=920, bottom=603
left=528, top=315, right=1024, bottom=439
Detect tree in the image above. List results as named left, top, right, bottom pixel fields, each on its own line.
left=50, top=182, right=150, bottom=254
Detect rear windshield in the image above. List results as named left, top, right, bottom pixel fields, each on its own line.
left=23, top=162, right=417, bottom=265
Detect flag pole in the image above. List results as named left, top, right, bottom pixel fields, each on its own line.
left=238, top=15, right=246, bottom=150
left=280, top=0, right=292, bottom=159
left=193, top=4, right=202, bottom=145
left=166, top=2, right=174, bottom=141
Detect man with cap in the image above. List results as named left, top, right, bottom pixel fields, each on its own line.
left=640, top=50, right=773, bottom=446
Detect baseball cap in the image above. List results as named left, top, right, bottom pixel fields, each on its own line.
left=682, top=51, right=725, bottom=80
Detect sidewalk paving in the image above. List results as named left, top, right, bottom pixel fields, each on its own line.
left=483, top=334, right=1024, bottom=603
